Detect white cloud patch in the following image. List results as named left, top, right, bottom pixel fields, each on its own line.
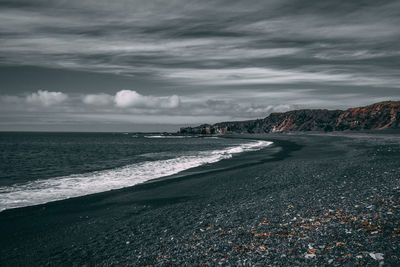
left=114, top=90, right=180, bottom=109
left=83, top=93, right=113, bottom=106
left=162, top=67, right=399, bottom=88
left=26, top=90, right=68, bottom=106
left=314, top=49, right=400, bottom=61
left=181, top=98, right=293, bottom=118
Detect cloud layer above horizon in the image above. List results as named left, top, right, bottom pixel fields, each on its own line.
left=0, top=0, right=399, bottom=130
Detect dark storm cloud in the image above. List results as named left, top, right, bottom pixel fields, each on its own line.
left=1, top=0, right=399, bottom=82
left=0, top=0, right=399, bottom=130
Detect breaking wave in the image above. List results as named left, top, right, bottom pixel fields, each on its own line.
left=0, top=140, right=272, bottom=211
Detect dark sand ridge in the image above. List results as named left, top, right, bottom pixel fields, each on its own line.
left=0, top=133, right=400, bottom=265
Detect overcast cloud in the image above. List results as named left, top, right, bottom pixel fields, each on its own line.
left=0, top=0, right=399, bottom=131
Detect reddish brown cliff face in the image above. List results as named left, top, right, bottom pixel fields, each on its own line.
left=336, top=102, right=400, bottom=130
left=180, top=101, right=400, bottom=134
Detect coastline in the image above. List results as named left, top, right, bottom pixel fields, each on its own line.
left=1, top=133, right=399, bottom=265
left=0, top=137, right=277, bottom=212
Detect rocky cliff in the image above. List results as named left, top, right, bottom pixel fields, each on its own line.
left=179, top=101, right=400, bottom=134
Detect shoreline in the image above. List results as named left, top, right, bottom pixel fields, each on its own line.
left=0, top=136, right=282, bottom=213
left=1, top=133, right=399, bottom=265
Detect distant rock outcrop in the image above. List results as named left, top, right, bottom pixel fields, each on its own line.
left=179, top=101, right=400, bottom=134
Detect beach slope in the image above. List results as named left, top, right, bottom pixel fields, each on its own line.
left=1, top=133, right=400, bottom=265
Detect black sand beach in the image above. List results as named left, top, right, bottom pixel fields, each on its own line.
left=1, top=133, right=400, bottom=266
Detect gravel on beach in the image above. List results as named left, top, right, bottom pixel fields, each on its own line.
left=1, top=133, right=400, bottom=266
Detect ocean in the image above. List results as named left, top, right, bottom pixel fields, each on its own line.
left=0, top=132, right=272, bottom=211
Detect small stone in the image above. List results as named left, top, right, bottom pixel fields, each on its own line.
left=305, top=253, right=316, bottom=259
left=369, top=252, right=384, bottom=261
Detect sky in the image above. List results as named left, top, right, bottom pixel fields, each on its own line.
left=0, top=0, right=399, bottom=132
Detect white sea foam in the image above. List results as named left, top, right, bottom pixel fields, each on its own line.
left=144, top=135, right=165, bottom=138
left=0, top=140, right=272, bottom=211
left=144, top=135, right=193, bottom=138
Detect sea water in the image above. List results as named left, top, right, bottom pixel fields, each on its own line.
left=0, top=132, right=272, bottom=211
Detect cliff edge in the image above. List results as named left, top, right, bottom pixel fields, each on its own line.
left=179, top=101, right=400, bottom=134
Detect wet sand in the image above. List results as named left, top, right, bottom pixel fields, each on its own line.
left=1, top=133, right=400, bottom=266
